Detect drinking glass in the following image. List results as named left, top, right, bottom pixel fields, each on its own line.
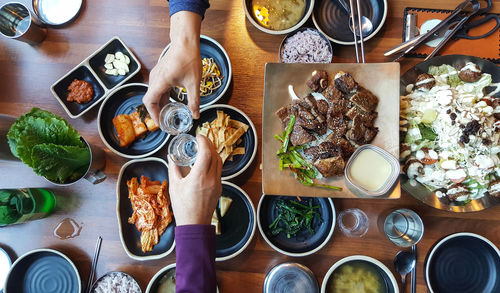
left=383, top=208, right=424, bottom=247
left=337, top=208, right=369, bottom=238
left=168, top=134, right=198, bottom=166
left=159, top=102, right=193, bottom=135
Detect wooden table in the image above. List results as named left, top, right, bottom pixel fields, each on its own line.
left=1, top=0, right=499, bottom=292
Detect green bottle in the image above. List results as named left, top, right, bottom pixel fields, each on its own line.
left=0, top=188, right=56, bottom=226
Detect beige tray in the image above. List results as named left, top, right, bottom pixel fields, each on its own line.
left=262, top=63, right=400, bottom=198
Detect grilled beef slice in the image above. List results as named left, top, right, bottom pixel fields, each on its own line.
left=334, top=71, right=358, bottom=94
left=314, top=156, right=345, bottom=177
left=350, top=88, right=379, bottom=112
left=306, top=70, right=328, bottom=92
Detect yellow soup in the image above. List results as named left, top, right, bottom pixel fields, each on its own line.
left=252, top=0, right=306, bottom=31
left=349, top=149, right=392, bottom=192
left=328, top=261, right=386, bottom=293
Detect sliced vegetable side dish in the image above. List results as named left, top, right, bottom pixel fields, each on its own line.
left=401, top=62, right=500, bottom=204
left=127, top=175, right=173, bottom=252
left=268, top=198, right=322, bottom=239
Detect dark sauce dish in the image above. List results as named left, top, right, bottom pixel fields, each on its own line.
left=190, top=104, right=258, bottom=180
left=312, top=0, right=387, bottom=44
left=425, top=232, right=500, bottom=293
left=51, top=65, right=106, bottom=119
left=116, top=158, right=175, bottom=261
left=160, top=35, right=232, bottom=108
left=257, top=195, right=335, bottom=257
left=4, top=249, right=81, bottom=293
left=216, top=182, right=256, bottom=261
left=98, top=83, right=169, bottom=159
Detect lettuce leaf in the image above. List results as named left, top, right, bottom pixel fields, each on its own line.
left=418, top=123, right=438, bottom=141
left=31, top=144, right=90, bottom=183
left=428, top=64, right=463, bottom=87
left=6, top=108, right=89, bottom=183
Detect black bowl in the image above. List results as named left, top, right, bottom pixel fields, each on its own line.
left=216, top=182, right=256, bottom=261
left=88, top=37, right=140, bottom=90
left=190, top=104, right=258, bottom=180
left=312, top=0, right=387, bottom=44
left=5, top=249, right=81, bottom=293
left=160, top=35, right=232, bottom=108
left=51, top=65, right=106, bottom=118
left=98, top=83, right=169, bottom=158
left=117, top=158, right=175, bottom=260
left=425, top=232, right=500, bottom=293
left=257, top=195, right=335, bottom=257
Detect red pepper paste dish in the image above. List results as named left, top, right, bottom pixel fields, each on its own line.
left=67, top=79, right=94, bottom=104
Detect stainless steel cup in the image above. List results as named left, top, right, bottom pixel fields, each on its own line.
left=383, top=208, right=424, bottom=247
left=0, top=2, right=47, bottom=45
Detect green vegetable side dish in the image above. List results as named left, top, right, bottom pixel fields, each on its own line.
left=268, top=198, right=322, bottom=239
left=7, top=108, right=90, bottom=183
left=275, top=115, right=342, bottom=190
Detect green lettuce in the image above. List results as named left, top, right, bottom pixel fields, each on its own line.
left=428, top=64, right=463, bottom=87
left=6, top=108, right=89, bottom=183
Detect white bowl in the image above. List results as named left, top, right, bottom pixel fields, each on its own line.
left=321, top=255, right=399, bottom=293
left=242, top=0, right=315, bottom=35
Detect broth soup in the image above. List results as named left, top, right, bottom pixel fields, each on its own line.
left=327, top=260, right=387, bottom=293
left=252, top=0, right=306, bottom=31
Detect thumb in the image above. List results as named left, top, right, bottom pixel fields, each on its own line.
left=168, top=155, right=183, bottom=181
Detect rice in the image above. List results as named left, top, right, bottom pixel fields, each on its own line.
left=280, top=30, right=332, bottom=63
left=93, top=272, right=142, bottom=293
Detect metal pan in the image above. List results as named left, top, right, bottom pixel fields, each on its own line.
left=400, top=55, right=500, bottom=212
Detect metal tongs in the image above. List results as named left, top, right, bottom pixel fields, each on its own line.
left=384, top=0, right=486, bottom=61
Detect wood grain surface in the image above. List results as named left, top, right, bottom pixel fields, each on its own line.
left=1, top=0, right=499, bottom=292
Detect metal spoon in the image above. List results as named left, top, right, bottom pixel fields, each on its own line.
left=338, top=0, right=373, bottom=37
left=394, top=250, right=416, bottom=293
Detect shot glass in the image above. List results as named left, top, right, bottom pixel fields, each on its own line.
left=383, top=208, right=424, bottom=247
left=168, top=133, right=198, bottom=166
left=337, top=208, right=369, bottom=238
left=0, top=2, right=47, bottom=45
left=159, top=102, right=193, bottom=135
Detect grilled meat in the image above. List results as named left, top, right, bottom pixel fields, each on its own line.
left=314, top=156, right=345, bottom=177
left=487, top=180, right=500, bottom=198
left=459, top=62, right=482, bottom=83
left=323, top=84, right=345, bottom=102
left=290, top=124, right=316, bottom=146
left=304, top=142, right=337, bottom=161
left=327, top=112, right=348, bottom=136
left=326, top=134, right=355, bottom=160
left=415, top=73, right=435, bottom=91
left=334, top=71, right=358, bottom=94
left=276, top=105, right=290, bottom=122
left=345, top=106, right=377, bottom=126
left=329, top=98, right=350, bottom=115
left=307, top=70, right=328, bottom=92
left=446, top=183, right=469, bottom=202
left=350, top=88, right=379, bottom=112
left=317, top=100, right=329, bottom=116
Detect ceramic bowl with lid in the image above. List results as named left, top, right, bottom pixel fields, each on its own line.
left=344, top=144, right=400, bottom=197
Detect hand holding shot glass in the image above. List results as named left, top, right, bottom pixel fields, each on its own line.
left=159, top=102, right=198, bottom=166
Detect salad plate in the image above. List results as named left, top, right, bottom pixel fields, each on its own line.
left=400, top=55, right=500, bottom=212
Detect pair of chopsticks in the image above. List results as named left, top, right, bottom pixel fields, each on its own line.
left=349, top=0, right=365, bottom=63
left=86, top=236, right=103, bottom=293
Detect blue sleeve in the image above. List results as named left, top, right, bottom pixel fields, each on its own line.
left=169, top=0, right=210, bottom=18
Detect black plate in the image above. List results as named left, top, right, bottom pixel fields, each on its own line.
left=88, top=38, right=140, bottom=90
left=98, top=83, right=169, bottom=158
left=51, top=65, right=106, bottom=118
left=117, top=158, right=175, bottom=260
left=312, top=0, right=386, bottom=44
left=400, top=55, right=500, bottom=212
left=258, top=195, right=335, bottom=256
left=5, top=249, right=80, bottom=293
left=215, top=182, right=256, bottom=261
left=163, top=35, right=232, bottom=107
left=425, top=233, right=500, bottom=293
left=190, top=104, right=257, bottom=180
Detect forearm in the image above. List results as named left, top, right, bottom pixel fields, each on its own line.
left=170, top=11, right=202, bottom=49
left=175, top=225, right=217, bottom=293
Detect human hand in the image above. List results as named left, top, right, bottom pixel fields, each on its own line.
left=168, top=134, right=222, bottom=226
left=143, top=11, right=202, bottom=124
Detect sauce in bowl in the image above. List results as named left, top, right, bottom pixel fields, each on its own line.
left=252, top=0, right=306, bottom=31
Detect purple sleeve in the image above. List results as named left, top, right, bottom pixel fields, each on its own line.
left=169, top=0, right=210, bottom=18
left=175, top=225, right=216, bottom=293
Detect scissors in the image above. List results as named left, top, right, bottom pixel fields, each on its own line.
left=385, top=0, right=499, bottom=61
left=424, top=0, right=500, bottom=60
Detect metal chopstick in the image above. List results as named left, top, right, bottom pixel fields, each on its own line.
left=355, top=0, right=365, bottom=63
left=86, top=236, right=103, bottom=293
left=411, top=244, right=417, bottom=293
left=348, top=0, right=360, bottom=63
